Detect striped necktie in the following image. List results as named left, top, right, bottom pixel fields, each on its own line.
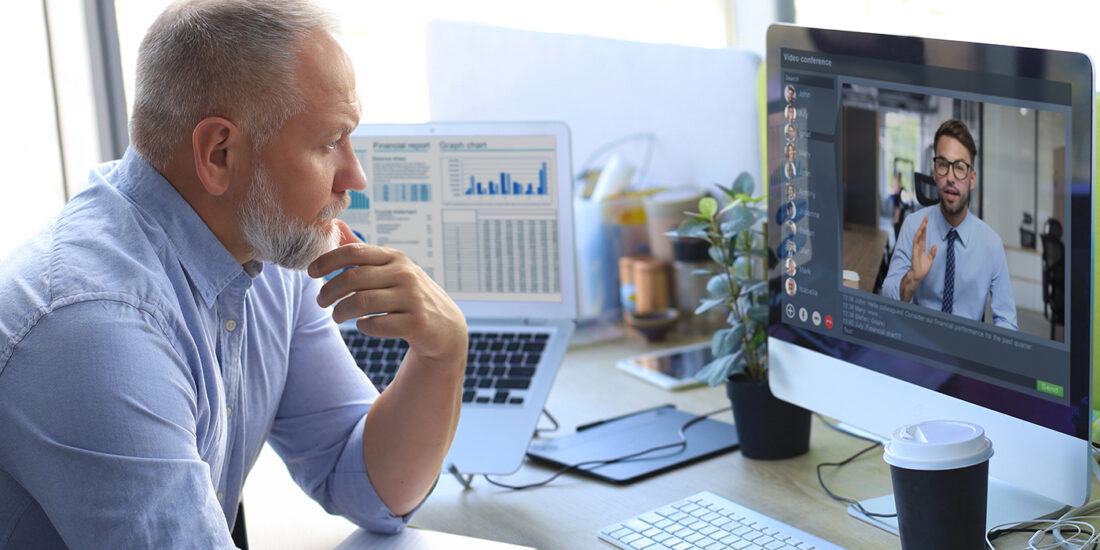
left=942, top=229, right=958, bottom=314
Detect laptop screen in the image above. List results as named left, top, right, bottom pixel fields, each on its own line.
left=342, top=122, right=577, bottom=321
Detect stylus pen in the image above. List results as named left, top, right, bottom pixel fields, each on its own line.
left=576, top=404, right=676, bottom=432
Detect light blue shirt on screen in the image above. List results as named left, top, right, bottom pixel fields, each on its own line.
left=0, top=149, right=410, bottom=548
left=882, top=204, right=1018, bottom=330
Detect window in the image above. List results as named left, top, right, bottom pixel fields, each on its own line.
left=113, top=1, right=730, bottom=124
left=0, top=3, right=66, bottom=261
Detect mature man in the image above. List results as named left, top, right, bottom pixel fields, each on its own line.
left=0, top=1, right=467, bottom=547
left=882, top=120, right=1017, bottom=329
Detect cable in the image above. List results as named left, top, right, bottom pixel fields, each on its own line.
left=985, top=518, right=1098, bottom=550
left=534, top=408, right=560, bottom=437
left=815, top=441, right=897, bottom=519
left=483, top=406, right=731, bottom=491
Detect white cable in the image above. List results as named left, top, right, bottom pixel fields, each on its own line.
left=985, top=518, right=1098, bottom=549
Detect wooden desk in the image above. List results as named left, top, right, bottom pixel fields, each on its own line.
left=242, top=335, right=1070, bottom=549
left=841, top=225, right=889, bottom=293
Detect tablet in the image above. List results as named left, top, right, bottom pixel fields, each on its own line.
left=615, top=343, right=713, bottom=390
left=526, top=405, right=739, bottom=484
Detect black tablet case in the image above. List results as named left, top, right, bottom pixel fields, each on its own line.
left=526, top=405, right=739, bottom=484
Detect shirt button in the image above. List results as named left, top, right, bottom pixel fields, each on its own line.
left=224, top=319, right=237, bottom=332
left=217, top=492, right=224, bottom=503
left=226, top=407, right=232, bottom=417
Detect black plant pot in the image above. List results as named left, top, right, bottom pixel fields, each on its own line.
left=725, top=375, right=811, bottom=459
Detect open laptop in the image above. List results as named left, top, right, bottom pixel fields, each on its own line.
left=337, top=122, right=577, bottom=477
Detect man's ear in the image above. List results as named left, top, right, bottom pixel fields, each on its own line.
left=192, top=116, right=245, bottom=196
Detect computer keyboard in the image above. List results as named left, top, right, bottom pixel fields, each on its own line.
left=599, top=491, right=845, bottom=550
left=340, top=329, right=548, bottom=405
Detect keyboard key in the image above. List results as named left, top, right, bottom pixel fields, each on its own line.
left=522, top=342, right=546, bottom=353
left=496, top=378, right=531, bottom=390
left=461, top=391, right=475, bottom=403
left=508, top=366, right=535, bottom=378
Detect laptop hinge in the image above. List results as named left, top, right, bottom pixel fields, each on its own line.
left=524, top=318, right=549, bottom=325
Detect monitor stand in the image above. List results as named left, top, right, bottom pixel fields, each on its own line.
left=848, top=477, right=1071, bottom=535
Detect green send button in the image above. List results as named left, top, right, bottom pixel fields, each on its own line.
left=1037, top=380, right=1064, bottom=398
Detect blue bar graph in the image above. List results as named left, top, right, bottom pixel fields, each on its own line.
left=349, top=190, right=370, bottom=209
left=375, top=183, right=432, bottom=203
left=464, top=162, right=549, bottom=197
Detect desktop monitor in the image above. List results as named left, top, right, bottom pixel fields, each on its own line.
left=765, top=24, right=1094, bottom=532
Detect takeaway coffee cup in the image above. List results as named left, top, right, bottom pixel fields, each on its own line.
left=883, top=420, right=993, bottom=550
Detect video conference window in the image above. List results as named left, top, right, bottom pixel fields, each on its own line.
left=839, top=84, right=1068, bottom=343
left=772, top=57, right=1074, bottom=405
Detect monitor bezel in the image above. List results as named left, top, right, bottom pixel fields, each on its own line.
left=765, top=23, right=1093, bottom=507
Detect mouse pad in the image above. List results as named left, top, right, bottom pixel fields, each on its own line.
left=526, top=406, right=739, bottom=484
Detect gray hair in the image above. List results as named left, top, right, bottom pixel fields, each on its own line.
left=130, top=0, right=336, bottom=171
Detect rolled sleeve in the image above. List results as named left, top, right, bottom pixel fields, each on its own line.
left=266, top=275, right=415, bottom=533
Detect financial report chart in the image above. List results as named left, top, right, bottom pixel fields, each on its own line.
left=445, top=156, right=555, bottom=206
left=441, top=212, right=561, bottom=300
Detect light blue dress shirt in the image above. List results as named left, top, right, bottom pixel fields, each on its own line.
left=0, top=149, right=410, bottom=548
left=882, top=205, right=1018, bottom=330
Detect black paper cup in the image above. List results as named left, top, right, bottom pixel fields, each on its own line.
left=883, top=420, right=993, bottom=550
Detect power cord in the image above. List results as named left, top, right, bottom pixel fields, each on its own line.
left=813, top=415, right=896, bottom=519
left=483, top=406, right=731, bottom=491
left=534, top=408, right=560, bottom=438
left=982, top=445, right=1100, bottom=548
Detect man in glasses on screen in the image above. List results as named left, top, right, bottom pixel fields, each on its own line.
left=882, top=120, right=1017, bottom=330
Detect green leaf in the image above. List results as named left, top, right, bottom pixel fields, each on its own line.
left=694, top=297, right=725, bottom=315
left=712, top=325, right=745, bottom=357
left=698, top=197, right=718, bottom=219
left=732, top=256, right=749, bottom=280
left=732, top=172, right=755, bottom=195
left=747, top=304, right=769, bottom=324
left=745, top=324, right=767, bottom=351
left=671, top=217, right=710, bottom=239
left=741, top=280, right=768, bottom=296
left=706, top=273, right=733, bottom=296
left=720, top=208, right=754, bottom=236
left=691, top=268, right=713, bottom=276
left=693, top=350, right=745, bottom=386
left=707, top=244, right=726, bottom=265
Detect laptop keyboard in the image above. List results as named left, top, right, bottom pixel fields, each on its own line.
left=340, top=329, right=549, bottom=406
left=599, top=491, right=844, bottom=550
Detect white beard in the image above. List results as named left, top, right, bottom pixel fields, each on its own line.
left=238, top=163, right=347, bottom=270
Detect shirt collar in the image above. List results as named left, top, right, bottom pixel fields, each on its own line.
left=112, top=147, right=250, bottom=308
left=931, top=206, right=974, bottom=248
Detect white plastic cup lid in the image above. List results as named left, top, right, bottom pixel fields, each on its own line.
left=883, top=420, right=993, bottom=471
left=842, top=270, right=860, bottom=281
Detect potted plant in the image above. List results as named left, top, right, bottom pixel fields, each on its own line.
left=672, top=172, right=811, bottom=459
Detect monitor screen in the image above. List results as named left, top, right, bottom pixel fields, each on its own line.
left=766, top=24, right=1093, bottom=516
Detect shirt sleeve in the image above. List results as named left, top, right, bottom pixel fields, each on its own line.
left=882, top=215, right=917, bottom=301
left=988, top=238, right=1019, bottom=330
left=265, top=274, right=413, bottom=533
left=0, top=299, right=235, bottom=549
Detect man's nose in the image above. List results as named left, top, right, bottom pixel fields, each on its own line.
left=335, top=147, right=367, bottom=192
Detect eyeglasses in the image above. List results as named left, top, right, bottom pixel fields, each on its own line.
left=932, top=156, right=972, bottom=179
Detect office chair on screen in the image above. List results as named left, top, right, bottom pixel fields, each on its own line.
left=1040, top=218, right=1065, bottom=340
left=913, top=171, right=940, bottom=206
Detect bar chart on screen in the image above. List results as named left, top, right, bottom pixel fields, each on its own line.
left=445, top=156, right=554, bottom=205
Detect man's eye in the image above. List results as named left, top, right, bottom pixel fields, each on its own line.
left=326, top=136, right=344, bottom=150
